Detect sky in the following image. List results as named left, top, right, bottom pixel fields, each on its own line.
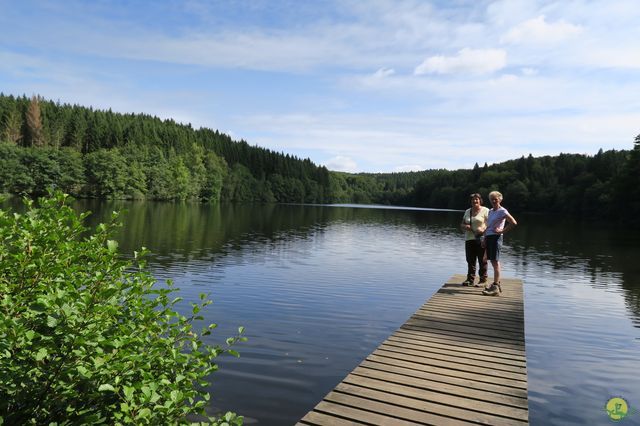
left=1, top=0, right=639, bottom=173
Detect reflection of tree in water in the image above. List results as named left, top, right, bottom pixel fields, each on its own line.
left=78, top=201, right=462, bottom=262
left=78, top=201, right=332, bottom=263
left=1, top=197, right=460, bottom=255
left=11, top=198, right=638, bottom=325
left=507, top=213, right=640, bottom=325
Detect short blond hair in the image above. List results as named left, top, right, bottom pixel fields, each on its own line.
left=488, top=191, right=503, bottom=201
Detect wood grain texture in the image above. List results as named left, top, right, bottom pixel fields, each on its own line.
left=298, top=274, right=528, bottom=426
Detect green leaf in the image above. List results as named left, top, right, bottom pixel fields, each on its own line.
left=77, top=366, right=91, bottom=377
left=46, top=315, right=58, bottom=327
left=30, top=302, right=47, bottom=313
left=123, top=386, right=134, bottom=401
left=0, top=191, right=245, bottom=424
left=35, top=348, right=48, bottom=361
left=98, top=384, right=115, bottom=392
left=141, top=386, right=151, bottom=398
left=106, top=239, right=118, bottom=253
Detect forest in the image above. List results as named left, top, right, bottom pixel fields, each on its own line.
left=1, top=94, right=639, bottom=222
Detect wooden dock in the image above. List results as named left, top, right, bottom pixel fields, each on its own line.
left=298, top=274, right=528, bottom=425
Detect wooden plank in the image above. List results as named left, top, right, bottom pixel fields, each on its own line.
left=377, top=342, right=526, bottom=373
left=359, top=359, right=529, bottom=399
left=301, top=400, right=420, bottom=425
left=299, top=275, right=528, bottom=425
left=402, top=319, right=524, bottom=345
left=415, top=306, right=524, bottom=324
left=381, top=339, right=526, bottom=368
left=297, top=410, right=366, bottom=425
left=326, top=386, right=505, bottom=426
left=395, top=327, right=525, bottom=353
left=350, top=366, right=528, bottom=408
left=403, top=318, right=524, bottom=344
left=373, top=347, right=527, bottom=381
left=366, top=353, right=527, bottom=389
left=386, top=334, right=526, bottom=362
left=424, top=298, right=524, bottom=316
left=340, top=375, right=529, bottom=422
left=325, top=390, right=478, bottom=426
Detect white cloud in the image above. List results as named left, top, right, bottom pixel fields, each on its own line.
left=372, top=67, right=395, bottom=79
left=414, top=48, right=507, bottom=75
left=502, top=15, right=582, bottom=45
left=580, top=46, right=640, bottom=69
left=357, top=67, right=399, bottom=89
left=394, top=164, right=424, bottom=172
left=3, top=0, right=640, bottom=173
left=326, top=156, right=358, bottom=172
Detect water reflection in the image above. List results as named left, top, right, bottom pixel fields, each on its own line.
left=2, top=198, right=639, bottom=425
left=506, top=215, right=640, bottom=323
left=74, top=200, right=461, bottom=255
left=75, top=200, right=639, bottom=326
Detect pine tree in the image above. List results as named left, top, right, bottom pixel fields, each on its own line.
left=3, top=107, right=22, bottom=145
left=26, top=95, right=45, bottom=147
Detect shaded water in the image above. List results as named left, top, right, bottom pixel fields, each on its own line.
left=15, top=199, right=640, bottom=424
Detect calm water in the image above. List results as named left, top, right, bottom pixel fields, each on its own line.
left=18, top=200, right=640, bottom=424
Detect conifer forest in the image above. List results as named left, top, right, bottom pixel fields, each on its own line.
left=1, top=94, right=638, bottom=223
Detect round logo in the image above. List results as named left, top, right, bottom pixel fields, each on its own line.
left=605, top=397, right=629, bottom=421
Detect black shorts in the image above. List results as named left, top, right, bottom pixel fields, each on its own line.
left=485, top=234, right=502, bottom=261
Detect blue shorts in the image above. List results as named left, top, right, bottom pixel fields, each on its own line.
left=485, top=234, right=502, bottom=261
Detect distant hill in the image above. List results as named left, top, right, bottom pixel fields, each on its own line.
left=1, top=93, right=638, bottom=222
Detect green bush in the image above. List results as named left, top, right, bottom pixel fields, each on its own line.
left=0, top=192, right=245, bottom=425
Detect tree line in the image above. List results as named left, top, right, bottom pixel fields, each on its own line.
left=1, top=93, right=638, bottom=222
left=0, top=94, right=333, bottom=203
left=349, top=140, right=639, bottom=222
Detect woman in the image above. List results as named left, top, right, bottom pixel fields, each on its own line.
left=460, top=193, right=489, bottom=286
left=482, top=191, right=517, bottom=296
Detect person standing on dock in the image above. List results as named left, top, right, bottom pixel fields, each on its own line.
left=482, top=191, right=518, bottom=296
left=460, top=193, right=489, bottom=286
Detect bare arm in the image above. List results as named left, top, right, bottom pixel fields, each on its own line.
left=460, top=221, right=472, bottom=232
left=499, top=212, right=517, bottom=234
left=460, top=211, right=472, bottom=232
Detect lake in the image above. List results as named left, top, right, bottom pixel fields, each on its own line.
left=28, top=200, right=640, bottom=424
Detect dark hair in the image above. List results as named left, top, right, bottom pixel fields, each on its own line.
left=469, top=193, right=483, bottom=205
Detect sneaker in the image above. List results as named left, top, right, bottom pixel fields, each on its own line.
left=461, top=279, right=473, bottom=286
left=482, top=282, right=502, bottom=296
left=475, top=279, right=487, bottom=288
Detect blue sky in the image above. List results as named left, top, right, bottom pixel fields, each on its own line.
left=1, top=0, right=639, bottom=172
